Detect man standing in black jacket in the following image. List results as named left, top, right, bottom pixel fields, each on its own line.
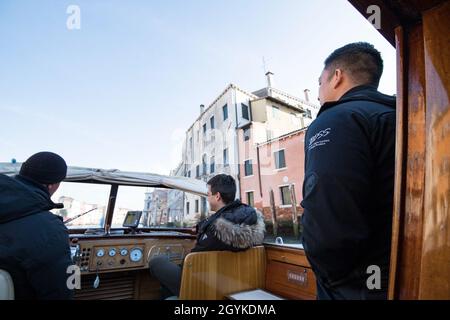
left=149, top=174, right=265, bottom=298
left=0, top=151, right=73, bottom=299
left=301, top=42, right=396, bottom=300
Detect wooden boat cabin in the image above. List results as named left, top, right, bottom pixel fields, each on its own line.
left=0, top=0, right=449, bottom=300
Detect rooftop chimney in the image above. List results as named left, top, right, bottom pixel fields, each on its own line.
left=265, top=71, right=275, bottom=88
left=200, top=104, right=205, bottom=114
left=303, top=89, right=310, bottom=102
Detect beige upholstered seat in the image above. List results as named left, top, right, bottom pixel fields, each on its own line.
left=0, top=269, right=14, bottom=300
left=178, top=246, right=266, bottom=300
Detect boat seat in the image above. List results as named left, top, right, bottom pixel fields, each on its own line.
left=178, top=246, right=266, bottom=300
left=0, top=269, right=14, bottom=300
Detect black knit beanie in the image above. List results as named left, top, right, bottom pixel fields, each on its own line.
left=19, top=151, right=67, bottom=184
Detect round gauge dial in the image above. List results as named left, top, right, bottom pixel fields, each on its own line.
left=96, top=249, right=105, bottom=257
left=120, top=248, right=128, bottom=256
left=108, top=248, right=116, bottom=257
left=130, top=248, right=143, bottom=262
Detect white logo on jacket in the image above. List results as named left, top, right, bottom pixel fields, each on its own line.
left=308, top=128, right=331, bottom=150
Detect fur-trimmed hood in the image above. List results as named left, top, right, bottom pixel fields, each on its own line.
left=191, top=200, right=266, bottom=253
left=211, top=209, right=265, bottom=249
left=207, top=200, right=265, bottom=249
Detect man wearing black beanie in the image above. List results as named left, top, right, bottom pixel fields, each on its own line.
left=0, top=152, right=73, bottom=299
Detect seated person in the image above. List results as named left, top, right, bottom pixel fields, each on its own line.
left=149, top=174, right=265, bottom=298
left=0, top=152, right=73, bottom=299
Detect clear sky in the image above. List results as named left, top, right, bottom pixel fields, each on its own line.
left=0, top=0, right=396, bottom=209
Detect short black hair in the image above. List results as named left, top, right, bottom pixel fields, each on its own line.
left=324, top=42, right=383, bottom=88
left=207, top=174, right=236, bottom=204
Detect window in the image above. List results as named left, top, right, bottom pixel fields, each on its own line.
left=111, top=186, right=156, bottom=227
left=189, top=136, right=193, bottom=161
left=274, top=150, right=286, bottom=169
left=244, top=159, right=253, bottom=176
left=266, top=129, right=274, bottom=140
left=241, top=103, right=249, bottom=120
left=290, top=112, right=300, bottom=125
left=305, top=109, right=312, bottom=119
left=280, top=186, right=292, bottom=205
left=246, top=191, right=254, bottom=207
left=187, top=170, right=191, bottom=178
left=243, top=128, right=251, bottom=141
left=196, top=165, right=200, bottom=178
left=272, top=106, right=280, bottom=119
left=201, top=197, right=207, bottom=216
left=195, top=199, right=199, bottom=213
left=52, top=182, right=110, bottom=229
left=186, top=202, right=190, bottom=214
left=202, top=154, right=207, bottom=175
left=210, top=116, right=215, bottom=129
left=223, top=148, right=229, bottom=166
left=210, top=156, right=215, bottom=174
left=223, top=104, right=228, bottom=121
left=203, top=123, right=207, bottom=135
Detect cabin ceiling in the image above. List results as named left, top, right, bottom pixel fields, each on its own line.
left=348, top=0, right=447, bottom=45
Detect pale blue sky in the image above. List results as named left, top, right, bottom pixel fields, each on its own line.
left=0, top=0, right=395, bottom=175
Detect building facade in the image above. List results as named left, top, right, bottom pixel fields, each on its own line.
left=238, top=127, right=306, bottom=221
left=143, top=189, right=168, bottom=226
left=173, top=72, right=319, bottom=226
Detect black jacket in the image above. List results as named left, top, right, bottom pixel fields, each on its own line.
left=301, top=85, right=396, bottom=285
left=191, top=200, right=265, bottom=253
left=0, top=174, right=73, bottom=299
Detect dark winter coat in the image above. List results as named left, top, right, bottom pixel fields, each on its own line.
left=301, top=85, right=396, bottom=286
left=0, top=174, right=73, bottom=299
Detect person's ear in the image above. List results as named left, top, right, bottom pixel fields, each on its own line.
left=47, top=182, right=61, bottom=196
left=332, top=69, right=344, bottom=89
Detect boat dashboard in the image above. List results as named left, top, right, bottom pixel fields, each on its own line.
left=69, top=230, right=196, bottom=274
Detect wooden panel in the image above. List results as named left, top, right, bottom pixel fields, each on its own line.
left=135, top=270, right=161, bottom=300
left=388, top=26, right=407, bottom=300
left=420, top=1, right=450, bottom=299
left=265, top=260, right=316, bottom=300
left=265, top=246, right=311, bottom=267
left=392, top=22, right=427, bottom=300
left=75, top=238, right=195, bottom=274
left=388, top=1, right=450, bottom=300
left=178, top=246, right=266, bottom=300
left=74, top=272, right=135, bottom=300
left=264, top=245, right=316, bottom=300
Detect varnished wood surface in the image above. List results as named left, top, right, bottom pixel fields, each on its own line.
left=76, top=238, right=195, bottom=274
left=387, top=0, right=450, bottom=300
left=178, top=246, right=266, bottom=300
left=265, top=260, right=316, bottom=300
left=419, top=1, right=450, bottom=299
left=264, top=244, right=311, bottom=267
left=390, top=22, right=427, bottom=300
left=264, top=245, right=316, bottom=300
left=388, top=26, right=406, bottom=300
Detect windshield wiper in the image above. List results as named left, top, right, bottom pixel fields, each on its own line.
left=64, top=207, right=98, bottom=225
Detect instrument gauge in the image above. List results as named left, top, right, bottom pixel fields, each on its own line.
left=96, top=249, right=105, bottom=257
left=130, top=248, right=143, bottom=262
left=120, top=248, right=128, bottom=256
left=108, top=248, right=116, bottom=257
